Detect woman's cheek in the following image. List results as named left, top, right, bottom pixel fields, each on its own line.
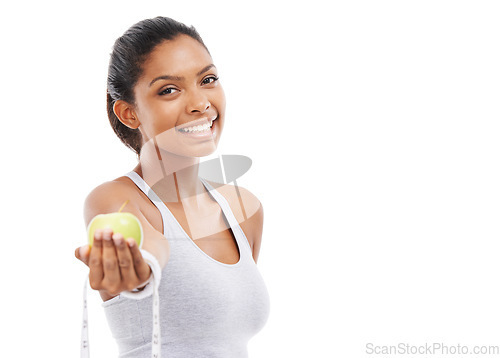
left=153, top=125, right=179, bottom=150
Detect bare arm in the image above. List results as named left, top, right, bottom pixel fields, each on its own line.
left=75, top=181, right=170, bottom=301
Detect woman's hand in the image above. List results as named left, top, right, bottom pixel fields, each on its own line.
left=75, top=228, right=152, bottom=300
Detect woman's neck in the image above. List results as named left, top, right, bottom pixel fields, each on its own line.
left=134, top=139, right=207, bottom=210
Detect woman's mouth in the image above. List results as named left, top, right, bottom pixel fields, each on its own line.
left=176, top=117, right=217, bottom=139
left=178, top=120, right=214, bottom=133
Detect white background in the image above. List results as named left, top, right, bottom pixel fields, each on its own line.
left=1, top=0, right=500, bottom=357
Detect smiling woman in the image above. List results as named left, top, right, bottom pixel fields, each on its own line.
left=75, top=16, right=269, bottom=358
left=117, top=35, right=226, bottom=159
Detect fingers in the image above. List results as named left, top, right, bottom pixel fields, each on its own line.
left=113, top=233, right=139, bottom=290
left=128, top=238, right=152, bottom=283
left=75, top=245, right=90, bottom=266
left=88, top=229, right=104, bottom=289
left=101, top=228, right=121, bottom=294
left=83, top=228, right=152, bottom=295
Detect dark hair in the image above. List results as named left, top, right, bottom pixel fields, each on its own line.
left=106, top=16, right=208, bottom=157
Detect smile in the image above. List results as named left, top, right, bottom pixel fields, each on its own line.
left=178, top=120, right=214, bottom=133
left=177, top=116, right=217, bottom=133
left=176, top=116, right=218, bottom=139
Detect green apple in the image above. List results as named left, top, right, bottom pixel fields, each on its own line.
left=87, top=212, right=143, bottom=248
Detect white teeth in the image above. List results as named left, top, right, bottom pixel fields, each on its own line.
left=179, top=121, right=213, bottom=133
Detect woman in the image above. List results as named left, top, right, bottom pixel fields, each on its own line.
left=75, top=16, right=270, bottom=357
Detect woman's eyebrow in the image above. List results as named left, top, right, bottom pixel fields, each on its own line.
left=149, top=75, right=183, bottom=86
left=149, top=64, right=216, bottom=87
left=196, top=64, right=215, bottom=76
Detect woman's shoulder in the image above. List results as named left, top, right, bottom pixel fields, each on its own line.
left=83, top=176, right=142, bottom=227
left=85, top=176, right=138, bottom=201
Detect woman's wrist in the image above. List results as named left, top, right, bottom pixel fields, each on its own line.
left=100, top=290, right=119, bottom=302
left=131, top=274, right=153, bottom=292
left=121, top=250, right=160, bottom=299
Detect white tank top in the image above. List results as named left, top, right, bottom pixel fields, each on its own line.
left=102, top=171, right=270, bottom=357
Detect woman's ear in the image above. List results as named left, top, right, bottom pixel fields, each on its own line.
left=113, top=100, right=141, bottom=129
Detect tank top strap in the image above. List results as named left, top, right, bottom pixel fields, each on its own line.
left=124, top=171, right=175, bottom=236
left=198, top=178, right=239, bottom=230
left=198, top=177, right=253, bottom=257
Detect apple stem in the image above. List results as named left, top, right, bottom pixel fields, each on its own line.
left=118, top=200, right=129, bottom=213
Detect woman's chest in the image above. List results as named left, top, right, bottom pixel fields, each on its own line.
left=136, top=189, right=242, bottom=265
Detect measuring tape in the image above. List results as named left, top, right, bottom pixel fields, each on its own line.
left=81, top=249, right=162, bottom=357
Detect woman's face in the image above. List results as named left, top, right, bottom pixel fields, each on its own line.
left=132, top=35, right=226, bottom=158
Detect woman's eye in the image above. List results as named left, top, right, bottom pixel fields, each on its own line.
left=202, top=76, right=219, bottom=85
left=159, top=87, right=179, bottom=96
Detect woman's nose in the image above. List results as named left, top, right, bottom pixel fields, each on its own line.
left=186, top=90, right=210, bottom=113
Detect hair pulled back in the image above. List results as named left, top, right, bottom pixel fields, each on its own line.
left=106, top=16, right=208, bottom=157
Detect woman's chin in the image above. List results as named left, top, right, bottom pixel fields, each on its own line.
left=157, top=144, right=218, bottom=160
